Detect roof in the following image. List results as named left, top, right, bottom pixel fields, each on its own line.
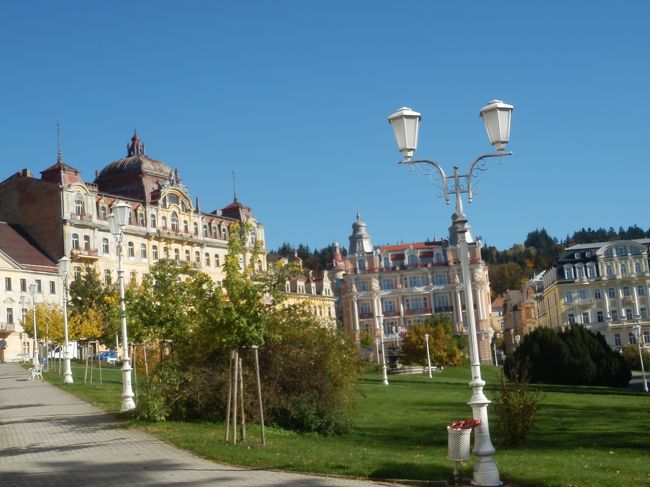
left=565, top=239, right=650, bottom=251
left=0, top=223, right=57, bottom=272
left=96, top=155, right=173, bottom=179
left=379, top=242, right=441, bottom=252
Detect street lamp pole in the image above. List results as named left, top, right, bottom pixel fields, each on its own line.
left=388, top=100, right=513, bottom=486
left=110, top=201, right=136, bottom=412
left=376, top=314, right=389, bottom=385
left=424, top=332, right=432, bottom=378
left=28, top=283, right=39, bottom=366
left=633, top=322, right=648, bottom=393
left=58, top=257, right=73, bottom=384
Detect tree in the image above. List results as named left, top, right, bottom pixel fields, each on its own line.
left=400, top=315, right=467, bottom=367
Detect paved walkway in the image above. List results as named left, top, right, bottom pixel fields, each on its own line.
left=0, top=364, right=398, bottom=487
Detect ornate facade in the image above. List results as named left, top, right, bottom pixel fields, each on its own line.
left=334, top=214, right=494, bottom=364
left=0, top=132, right=266, bottom=290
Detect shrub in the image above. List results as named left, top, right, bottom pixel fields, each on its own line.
left=505, top=326, right=631, bottom=387
left=621, top=344, right=650, bottom=372
left=493, top=366, right=541, bottom=445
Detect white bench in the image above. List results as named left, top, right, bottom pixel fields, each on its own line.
left=28, top=363, right=43, bottom=381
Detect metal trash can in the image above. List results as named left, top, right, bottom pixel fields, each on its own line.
left=447, top=426, right=472, bottom=462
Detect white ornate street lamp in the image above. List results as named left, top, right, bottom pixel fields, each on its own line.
left=376, top=314, right=389, bottom=385
left=110, top=200, right=136, bottom=412
left=58, top=256, right=73, bottom=384
left=424, top=332, right=433, bottom=378
left=388, top=99, right=513, bottom=487
left=28, top=283, right=39, bottom=366
left=632, top=322, right=648, bottom=393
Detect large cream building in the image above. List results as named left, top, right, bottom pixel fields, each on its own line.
left=0, top=132, right=266, bottom=290
left=534, top=240, right=650, bottom=350
left=334, top=214, right=494, bottom=364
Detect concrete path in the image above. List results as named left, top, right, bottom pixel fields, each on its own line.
left=0, top=364, right=398, bottom=487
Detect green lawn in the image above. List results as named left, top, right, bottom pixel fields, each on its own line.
left=43, top=362, right=650, bottom=486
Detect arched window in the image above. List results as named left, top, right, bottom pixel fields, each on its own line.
left=205, top=253, right=210, bottom=266
left=212, top=224, right=218, bottom=238
left=164, top=247, right=169, bottom=259
left=193, top=222, right=199, bottom=235
left=72, top=233, right=80, bottom=250
left=174, top=248, right=180, bottom=261
left=222, top=225, right=229, bottom=240
left=183, top=220, right=189, bottom=233
left=138, top=212, right=145, bottom=226
left=102, top=238, right=109, bottom=254
left=564, top=264, right=574, bottom=279
left=152, top=245, right=158, bottom=260
left=150, top=214, right=157, bottom=228
left=194, top=251, right=200, bottom=263
left=185, top=249, right=191, bottom=261
left=99, top=206, right=107, bottom=220
left=74, top=193, right=84, bottom=215
left=171, top=212, right=179, bottom=231
left=203, top=225, right=208, bottom=237
left=127, top=242, right=135, bottom=257
left=215, top=254, right=220, bottom=267
left=141, top=243, right=147, bottom=258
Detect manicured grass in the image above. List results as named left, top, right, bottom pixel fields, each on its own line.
left=43, top=362, right=650, bottom=486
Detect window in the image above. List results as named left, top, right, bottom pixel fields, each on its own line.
left=614, top=334, right=621, bottom=346
left=127, top=211, right=132, bottom=225
left=7, top=308, right=13, bottom=324
left=174, top=249, right=180, bottom=261
left=20, top=278, right=26, bottom=292
left=72, top=233, right=80, bottom=250
left=623, top=286, right=631, bottom=297
left=203, top=225, right=208, bottom=237
left=641, top=307, right=648, bottom=319
left=594, top=288, right=602, bottom=300
left=195, top=251, right=200, bottom=263
left=567, top=313, right=575, bottom=325
left=215, top=254, right=220, bottom=267
left=357, top=280, right=369, bottom=292
left=381, top=278, right=394, bottom=290
left=4, top=277, right=11, bottom=291
left=639, top=285, right=647, bottom=297
left=635, top=262, right=643, bottom=274
left=357, top=259, right=366, bottom=270
left=607, top=288, right=616, bottom=299
left=383, top=300, right=396, bottom=313
left=575, top=264, right=585, bottom=278
left=644, top=330, right=650, bottom=344
left=49, top=281, right=55, bottom=294
left=74, top=193, right=84, bottom=215
left=162, top=216, right=168, bottom=229
left=193, top=222, right=199, bottom=235
left=631, top=246, right=642, bottom=255
left=35, top=279, right=42, bottom=293
left=578, top=289, right=588, bottom=300
left=99, top=206, right=107, bottom=220
left=183, top=220, right=189, bottom=233
left=408, top=254, right=417, bottom=266
left=359, top=302, right=371, bottom=315
left=564, top=265, right=574, bottom=279
left=407, top=296, right=426, bottom=310
left=574, top=252, right=581, bottom=259
left=628, top=332, right=636, bottom=345
left=222, top=225, right=229, bottom=240
left=102, top=238, right=109, bottom=254
left=625, top=308, right=633, bottom=320
left=205, top=253, right=210, bottom=266
left=435, top=294, right=450, bottom=310
left=582, top=312, right=590, bottom=324
left=606, top=265, right=613, bottom=277
left=616, top=245, right=627, bottom=256
left=564, top=291, right=573, bottom=303
left=621, top=263, right=628, bottom=277
left=611, top=309, right=618, bottom=321
left=409, top=275, right=427, bottom=287
left=127, top=242, right=135, bottom=257
left=586, top=263, right=596, bottom=277
left=150, top=214, right=157, bottom=228
left=130, top=271, right=137, bottom=283
left=597, top=311, right=604, bottom=323
left=185, top=250, right=191, bottom=261
left=104, top=270, right=111, bottom=284
left=434, top=250, right=445, bottom=263
left=434, top=274, right=447, bottom=285
left=83, top=235, right=91, bottom=250
left=138, top=212, right=145, bottom=226
left=171, top=212, right=179, bottom=231
left=152, top=245, right=158, bottom=260
left=604, top=248, right=614, bottom=257
left=141, top=244, right=147, bottom=259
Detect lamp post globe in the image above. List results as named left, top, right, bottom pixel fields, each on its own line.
left=28, top=282, right=39, bottom=366
left=57, top=256, right=73, bottom=384
left=387, top=100, right=513, bottom=486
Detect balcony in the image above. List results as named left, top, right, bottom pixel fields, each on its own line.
left=383, top=310, right=400, bottom=317
left=70, top=212, right=93, bottom=223
left=404, top=307, right=432, bottom=316
left=71, top=248, right=99, bottom=260
left=434, top=306, right=454, bottom=313
left=358, top=312, right=374, bottom=320
left=0, top=322, right=16, bottom=334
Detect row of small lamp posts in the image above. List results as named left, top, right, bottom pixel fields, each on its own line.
left=388, top=99, right=513, bottom=487
left=55, top=200, right=135, bottom=411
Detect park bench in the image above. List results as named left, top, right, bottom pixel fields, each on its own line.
left=28, top=363, right=43, bottom=381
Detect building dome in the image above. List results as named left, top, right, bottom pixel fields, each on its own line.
left=96, top=130, right=172, bottom=180
left=348, top=212, right=374, bottom=255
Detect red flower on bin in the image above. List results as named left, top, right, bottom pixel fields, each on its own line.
left=449, top=418, right=481, bottom=430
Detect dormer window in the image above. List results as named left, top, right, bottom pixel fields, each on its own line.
left=564, top=264, right=574, bottom=279
left=99, top=205, right=107, bottom=220
left=138, top=212, right=145, bottom=226
left=74, top=193, right=85, bottom=215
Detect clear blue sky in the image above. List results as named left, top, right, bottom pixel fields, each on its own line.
left=1, top=1, right=648, bottom=252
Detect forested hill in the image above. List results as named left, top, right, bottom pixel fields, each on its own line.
left=268, top=225, right=650, bottom=297
left=483, top=225, right=650, bottom=296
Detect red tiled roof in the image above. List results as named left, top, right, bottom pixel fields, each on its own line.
left=380, top=242, right=439, bottom=252
left=0, top=223, right=57, bottom=272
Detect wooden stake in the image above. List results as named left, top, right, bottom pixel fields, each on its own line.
left=143, top=343, right=149, bottom=377
left=253, top=346, right=266, bottom=446
left=239, top=356, right=246, bottom=441
left=232, top=350, right=239, bottom=444
left=225, top=350, right=233, bottom=442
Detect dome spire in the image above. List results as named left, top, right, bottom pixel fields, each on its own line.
left=56, top=121, right=64, bottom=164
left=127, top=129, right=145, bottom=156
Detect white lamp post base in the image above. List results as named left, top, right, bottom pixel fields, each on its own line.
left=63, top=357, right=74, bottom=384
left=120, top=359, right=136, bottom=412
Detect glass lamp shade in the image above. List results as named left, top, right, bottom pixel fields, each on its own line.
left=57, top=256, right=71, bottom=277
left=109, top=213, right=120, bottom=236
left=113, top=200, right=131, bottom=227
left=29, top=282, right=37, bottom=296
left=479, top=99, right=513, bottom=150
left=388, top=107, right=421, bottom=160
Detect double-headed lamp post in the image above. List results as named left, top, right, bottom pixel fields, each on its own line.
left=632, top=322, right=648, bottom=393
left=58, top=256, right=73, bottom=384
left=388, top=100, right=513, bottom=487
left=28, top=283, right=39, bottom=366
left=110, top=200, right=136, bottom=412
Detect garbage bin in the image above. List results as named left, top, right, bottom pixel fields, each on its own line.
left=447, top=426, right=472, bottom=462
